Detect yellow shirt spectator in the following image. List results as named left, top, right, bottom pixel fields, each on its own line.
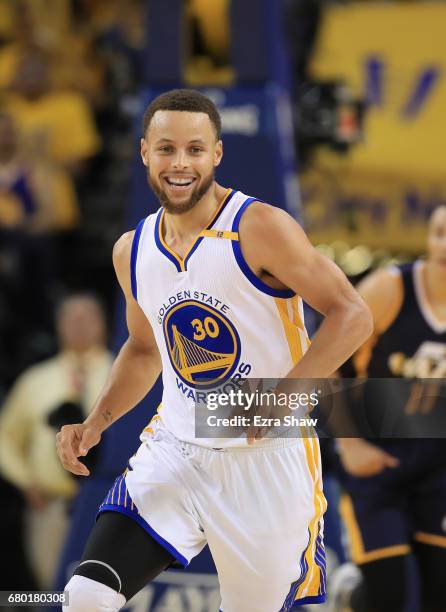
left=7, top=91, right=101, bottom=167
left=0, top=348, right=113, bottom=498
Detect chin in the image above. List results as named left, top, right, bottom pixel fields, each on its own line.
left=162, top=193, right=200, bottom=215
left=164, top=203, right=196, bottom=215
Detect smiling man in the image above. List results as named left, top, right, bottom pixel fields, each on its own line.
left=57, top=89, right=372, bottom=612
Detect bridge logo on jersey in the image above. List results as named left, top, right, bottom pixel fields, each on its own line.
left=163, top=300, right=241, bottom=389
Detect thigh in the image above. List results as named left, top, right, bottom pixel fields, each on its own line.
left=411, top=459, right=446, bottom=549
left=100, top=428, right=207, bottom=568
left=202, top=438, right=326, bottom=611
left=339, top=470, right=411, bottom=564
left=74, top=511, right=175, bottom=601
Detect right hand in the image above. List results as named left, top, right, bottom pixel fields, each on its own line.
left=338, top=438, right=400, bottom=477
left=56, top=423, right=102, bottom=476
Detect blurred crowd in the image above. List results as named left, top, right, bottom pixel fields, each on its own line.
left=0, top=0, right=145, bottom=393
left=0, top=0, right=145, bottom=595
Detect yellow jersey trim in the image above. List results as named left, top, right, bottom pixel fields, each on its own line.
left=158, top=187, right=232, bottom=272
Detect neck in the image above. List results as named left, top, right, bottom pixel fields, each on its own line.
left=163, top=182, right=227, bottom=240
left=423, top=259, right=446, bottom=302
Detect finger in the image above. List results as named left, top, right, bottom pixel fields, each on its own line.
left=63, top=455, right=90, bottom=476
left=247, top=429, right=258, bottom=445
left=63, top=435, right=82, bottom=465
left=79, top=428, right=99, bottom=455
left=382, top=453, right=400, bottom=468
left=58, top=446, right=84, bottom=472
left=59, top=430, right=87, bottom=470
left=247, top=423, right=260, bottom=445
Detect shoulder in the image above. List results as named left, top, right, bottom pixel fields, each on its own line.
left=239, top=200, right=292, bottom=227
left=357, top=265, right=403, bottom=299
left=112, top=231, right=136, bottom=294
left=238, top=201, right=301, bottom=243
left=10, top=357, right=59, bottom=391
left=357, top=266, right=404, bottom=333
left=112, top=230, right=135, bottom=263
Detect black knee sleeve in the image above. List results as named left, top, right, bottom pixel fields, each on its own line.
left=74, top=511, right=175, bottom=601
left=74, top=560, right=122, bottom=593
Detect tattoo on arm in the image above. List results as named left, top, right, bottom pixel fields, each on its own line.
left=102, top=409, right=113, bottom=424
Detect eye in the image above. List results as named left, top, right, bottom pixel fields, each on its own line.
left=190, top=146, right=203, bottom=154
left=158, top=146, right=173, bottom=153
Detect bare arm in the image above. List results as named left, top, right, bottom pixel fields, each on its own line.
left=85, top=231, right=162, bottom=431
left=352, top=267, right=403, bottom=375
left=56, top=231, right=162, bottom=476
left=337, top=267, right=403, bottom=474
left=240, top=203, right=373, bottom=379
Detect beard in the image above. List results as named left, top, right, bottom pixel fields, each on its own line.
left=148, top=168, right=215, bottom=215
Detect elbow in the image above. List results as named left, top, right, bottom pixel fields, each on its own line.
left=353, top=297, right=374, bottom=343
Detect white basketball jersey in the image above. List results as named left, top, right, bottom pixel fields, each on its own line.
left=131, top=188, right=311, bottom=447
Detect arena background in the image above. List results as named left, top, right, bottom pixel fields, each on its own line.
left=0, top=1, right=443, bottom=611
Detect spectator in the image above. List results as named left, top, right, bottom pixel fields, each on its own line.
left=0, top=110, right=80, bottom=382
left=0, top=293, right=113, bottom=588
left=0, top=110, right=79, bottom=232
left=0, top=0, right=105, bottom=107
left=6, top=51, right=101, bottom=173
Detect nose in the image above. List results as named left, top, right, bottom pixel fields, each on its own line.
left=172, top=149, right=189, bottom=170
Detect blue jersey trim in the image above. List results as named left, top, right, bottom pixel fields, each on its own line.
left=130, top=219, right=146, bottom=300
left=291, top=594, right=326, bottom=607
left=154, top=209, right=183, bottom=272
left=183, top=189, right=237, bottom=270
left=232, top=198, right=295, bottom=298
left=97, top=504, right=189, bottom=567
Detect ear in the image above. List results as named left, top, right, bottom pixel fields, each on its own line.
left=140, top=138, right=149, bottom=166
left=214, top=140, right=223, bottom=167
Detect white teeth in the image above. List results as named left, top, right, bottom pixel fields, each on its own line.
left=166, top=177, right=194, bottom=186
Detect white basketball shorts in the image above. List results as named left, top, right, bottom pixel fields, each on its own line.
left=98, top=419, right=327, bottom=611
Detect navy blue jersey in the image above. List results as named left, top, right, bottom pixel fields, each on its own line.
left=368, top=261, right=446, bottom=378
left=338, top=261, right=446, bottom=561
left=345, top=261, right=446, bottom=437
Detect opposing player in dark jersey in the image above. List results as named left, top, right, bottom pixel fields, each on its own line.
left=335, top=206, right=446, bottom=612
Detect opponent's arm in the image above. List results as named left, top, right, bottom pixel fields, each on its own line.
left=337, top=268, right=403, bottom=475
left=56, top=231, right=162, bottom=476
left=240, top=203, right=373, bottom=379
left=351, top=267, right=403, bottom=375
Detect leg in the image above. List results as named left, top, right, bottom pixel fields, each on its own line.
left=338, top=465, right=412, bottom=612
left=358, top=555, right=408, bottom=612
left=410, top=444, right=446, bottom=612
left=64, top=429, right=207, bottom=610
left=330, top=555, right=409, bottom=612
left=413, top=541, right=446, bottom=612
left=64, top=512, right=175, bottom=611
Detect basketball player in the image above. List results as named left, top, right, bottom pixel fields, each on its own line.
left=336, top=207, right=446, bottom=612
left=56, top=89, right=372, bottom=612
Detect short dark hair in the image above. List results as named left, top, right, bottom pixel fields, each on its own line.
left=142, top=89, right=222, bottom=140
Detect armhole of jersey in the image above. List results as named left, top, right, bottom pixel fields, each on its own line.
left=231, top=198, right=295, bottom=298
left=130, top=218, right=146, bottom=301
